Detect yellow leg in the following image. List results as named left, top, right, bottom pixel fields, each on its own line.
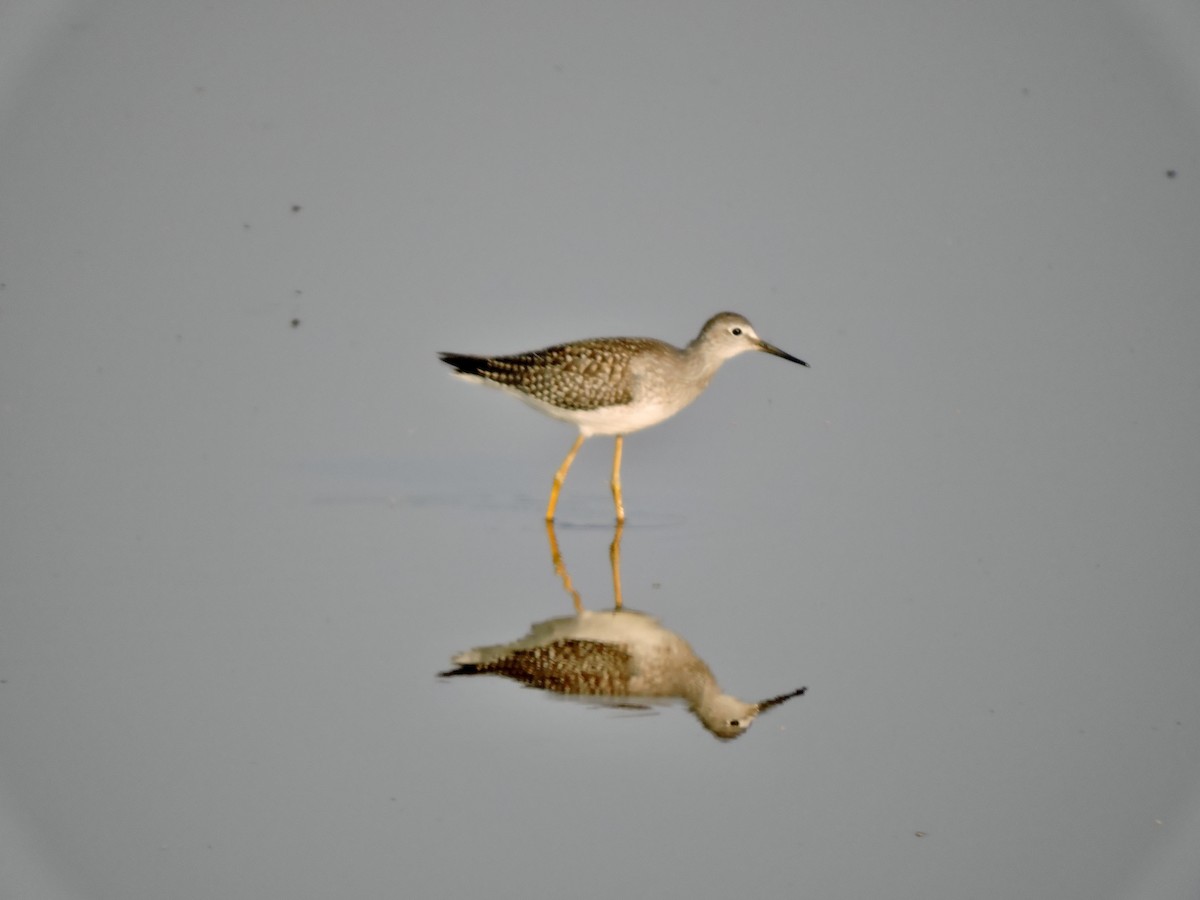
left=609, top=520, right=624, bottom=610
left=546, top=433, right=586, bottom=522
left=611, top=434, right=625, bottom=523
left=545, top=520, right=583, bottom=613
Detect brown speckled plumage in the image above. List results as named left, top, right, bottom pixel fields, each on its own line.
left=442, top=639, right=635, bottom=695
left=440, top=338, right=670, bottom=411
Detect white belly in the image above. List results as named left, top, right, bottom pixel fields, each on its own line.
left=519, top=393, right=679, bottom=436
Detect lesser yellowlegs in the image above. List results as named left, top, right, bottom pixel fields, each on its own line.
left=439, top=311, right=807, bottom=521
left=440, top=607, right=807, bottom=740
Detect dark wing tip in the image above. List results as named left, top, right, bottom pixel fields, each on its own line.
left=439, top=353, right=487, bottom=376
left=437, top=664, right=480, bottom=678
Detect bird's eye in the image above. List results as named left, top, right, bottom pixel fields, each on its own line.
left=731, top=327, right=742, bottom=336
left=729, top=719, right=741, bottom=727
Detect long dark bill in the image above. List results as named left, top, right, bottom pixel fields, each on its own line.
left=755, top=686, right=808, bottom=713
left=757, top=341, right=809, bottom=367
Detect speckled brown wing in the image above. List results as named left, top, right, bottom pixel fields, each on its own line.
left=440, top=338, right=663, bottom=411
left=444, top=639, right=635, bottom=696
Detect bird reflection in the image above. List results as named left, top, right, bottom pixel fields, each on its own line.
left=440, top=522, right=806, bottom=740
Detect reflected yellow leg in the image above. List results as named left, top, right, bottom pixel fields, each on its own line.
left=609, top=521, right=624, bottom=610
left=545, top=520, right=583, bottom=613
left=611, top=434, right=625, bottom=523
left=546, top=433, right=586, bottom=522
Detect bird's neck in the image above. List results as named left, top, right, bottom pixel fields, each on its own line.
left=682, top=337, right=730, bottom=382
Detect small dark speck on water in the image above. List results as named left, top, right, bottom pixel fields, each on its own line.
left=1165, top=169, right=1177, bottom=179
left=291, top=318, right=301, bottom=328
left=291, top=204, right=302, bottom=213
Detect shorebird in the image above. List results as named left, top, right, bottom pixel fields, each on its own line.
left=439, top=312, right=807, bottom=521
left=440, top=609, right=807, bottom=740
